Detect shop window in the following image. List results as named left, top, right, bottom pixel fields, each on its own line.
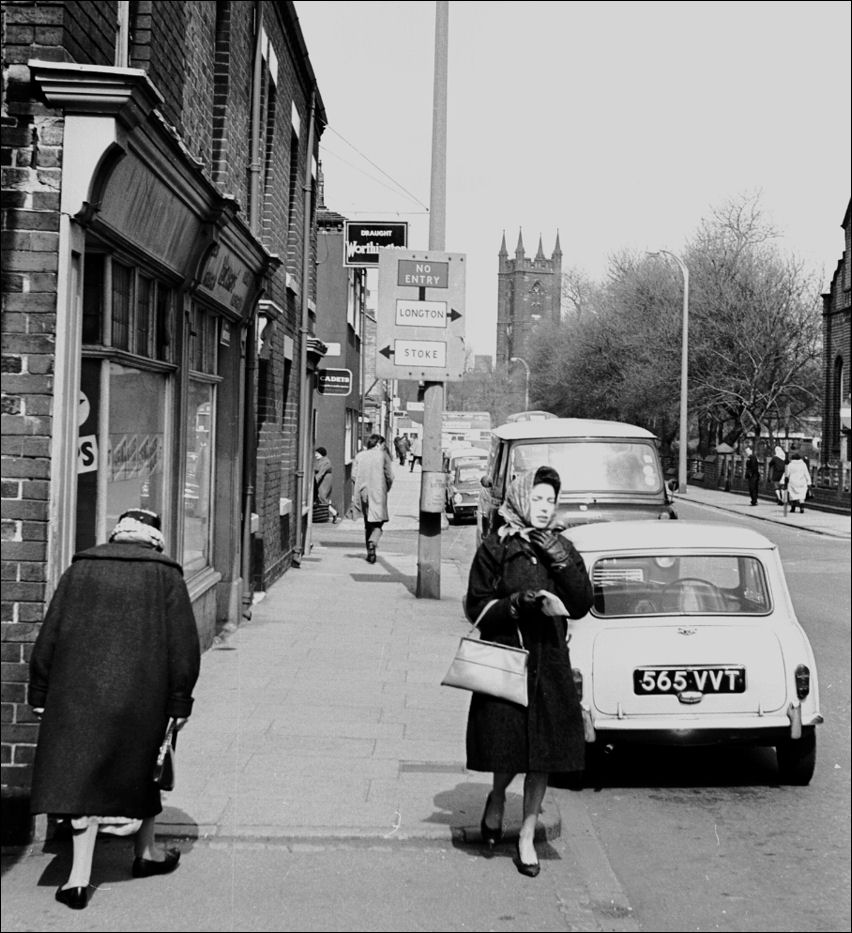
left=184, top=304, right=221, bottom=575
left=77, top=251, right=177, bottom=553
left=183, top=379, right=215, bottom=575
left=137, top=275, right=153, bottom=356
left=82, top=254, right=104, bottom=344
left=76, top=358, right=169, bottom=553
left=111, top=261, right=133, bottom=350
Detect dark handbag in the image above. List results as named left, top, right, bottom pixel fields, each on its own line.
left=153, top=719, right=176, bottom=791
left=441, top=600, right=529, bottom=706
left=806, top=486, right=814, bottom=500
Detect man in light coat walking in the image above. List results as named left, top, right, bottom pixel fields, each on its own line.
left=352, top=434, right=394, bottom=563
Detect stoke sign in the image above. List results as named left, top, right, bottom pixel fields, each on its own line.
left=376, top=249, right=466, bottom=381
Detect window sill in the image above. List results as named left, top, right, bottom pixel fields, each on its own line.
left=186, top=566, right=222, bottom=602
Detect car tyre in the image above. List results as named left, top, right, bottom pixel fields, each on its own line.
left=776, top=728, right=816, bottom=786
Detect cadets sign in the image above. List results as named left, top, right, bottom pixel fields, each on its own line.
left=376, top=249, right=466, bottom=381
left=317, top=368, right=352, bottom=396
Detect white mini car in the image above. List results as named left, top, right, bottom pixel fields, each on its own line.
left=565, top=521, right=822, bottom=784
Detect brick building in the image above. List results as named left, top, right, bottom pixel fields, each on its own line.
left=313, top=180, right=368, bottom=520
left=821, top=200, right=851, bottom=464
left=1, top=1, right=327, bottom=818
left=495, top=229, right=562, bottom=368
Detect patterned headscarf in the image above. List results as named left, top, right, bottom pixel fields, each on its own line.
left=109, top=508, right=165, bottom=552
left=497, top=468, right=561, bottom=541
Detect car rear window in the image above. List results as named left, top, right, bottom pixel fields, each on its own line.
left=456, top=464, right=485, bottom=483
left=591, top=554, right=771, bottom=616
left=508, top=441, right=662, bottom=493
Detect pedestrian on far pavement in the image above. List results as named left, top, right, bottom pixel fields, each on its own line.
left=314, top=446, right=339, bottom=523
left=28, top=509, right=201, bottom=910
left=745, top=447, right=761, bottom=506
left=409, top=434, right=423, bottom=471
left=352, top=434, right=394, bottom=563
left=464, top=466, right=593, bottom=878
left=784, top=452, right=812, bottom=515
left=768, top=446, right=788, bottom=506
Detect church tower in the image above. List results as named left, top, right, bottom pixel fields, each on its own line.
left=496, top=230, right=562, bottom=368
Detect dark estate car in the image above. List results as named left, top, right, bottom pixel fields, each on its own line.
left=444, top=461, right=486, bottom=523
left=478, top=418, right=677, bottom=541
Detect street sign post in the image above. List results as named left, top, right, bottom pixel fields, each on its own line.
left=376, top=249, right=466, bottom=381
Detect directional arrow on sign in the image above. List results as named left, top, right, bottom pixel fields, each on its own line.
left=379, top=345, right=394, bottom=359
left=448, top=308, right=462, bottom=322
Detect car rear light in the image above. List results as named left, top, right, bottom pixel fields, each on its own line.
left=794, top=664, right=810, bottom=700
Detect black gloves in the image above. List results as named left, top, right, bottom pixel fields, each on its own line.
left=528, top=528, right=573, bottom=568
left=510, top=589, right=539, bottom=616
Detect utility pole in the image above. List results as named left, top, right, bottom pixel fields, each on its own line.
left=416, top=0, right=449, bottom=599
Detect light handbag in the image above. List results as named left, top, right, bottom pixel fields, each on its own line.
left=153, top=718, right=176, bottom=791
left=441, top=599, right=529, bottom=707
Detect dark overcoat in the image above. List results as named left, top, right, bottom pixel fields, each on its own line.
left=465, top=532, right=593, bottom=774
left=28, top=542, right=201, bottom=818
left=314, top=456, right=334, bottom=503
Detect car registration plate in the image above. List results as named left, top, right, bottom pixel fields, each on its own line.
left=633, top=666, right=745, bottom=695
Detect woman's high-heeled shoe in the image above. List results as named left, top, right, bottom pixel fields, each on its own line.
left=131, top=848, right=181, bottom=878
left=55, top=885, right=89, bottom=909
left=480, top=793, right=503, bottom=847
left=515, top=839, right=541, bottom=877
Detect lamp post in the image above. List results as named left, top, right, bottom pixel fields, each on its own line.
left=510, top=356, right=530, bottom=411
left=649, top=250, right=689, bottom=494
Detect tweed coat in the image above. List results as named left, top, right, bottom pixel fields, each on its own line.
left=352, top=446, right=394, bottom=522
left=465, top=532, right=593, bottom=774
left=314, top=455, right=334, bottom=503
left=28, top=542, right=201, bottom=818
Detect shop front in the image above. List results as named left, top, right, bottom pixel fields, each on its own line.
left=32, top=62, right=273, bottom=645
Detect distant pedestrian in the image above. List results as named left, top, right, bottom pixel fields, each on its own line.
left=745, top=447, right=760, bottom=506
left=352, top=434, right=394, bottom=563
left=393, top=434, right=409, bottom=466
left=464, top=466, right=593, bottom=878
left=28, top=509, right=201, bottom=910
left=784, top=453, right=812, bottom=515
left=409, top=434, right=423, bottom=471
left=313, top=447, right=339, bottom=523
left=768, top=446, right=788, bottom=506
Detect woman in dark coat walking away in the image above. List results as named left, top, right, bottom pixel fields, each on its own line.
left=314, top=446, right=339, bottom=522
left=28, top=509, right=201, bottom=910
left=464, top=466, right=593, bottom=877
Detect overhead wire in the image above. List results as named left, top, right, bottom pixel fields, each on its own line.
left=322, top=124, right=430, bottom=211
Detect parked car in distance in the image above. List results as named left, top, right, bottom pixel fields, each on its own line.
left=503, top=410, right=558, bottom=423
left=445, top=461, right=486, bottom=523
left=442, top=443, right=489, bottom=476
left=566, top=520, right=822, bottom=784
left=478, top=418, right=676, bottom=541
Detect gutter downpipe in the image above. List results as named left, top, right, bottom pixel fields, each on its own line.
left=293, top=90, right=317, bottom=565
left=241, top=0, right=263, bottom=615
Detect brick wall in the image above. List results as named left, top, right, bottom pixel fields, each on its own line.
left=1, top=1, right=71, bottom=792
left=821, top=203, right=851, bottom=463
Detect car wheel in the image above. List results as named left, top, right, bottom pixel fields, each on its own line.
left=776, top=728, right=816, bottom=785
left=447, top=508, right=456, bottom=525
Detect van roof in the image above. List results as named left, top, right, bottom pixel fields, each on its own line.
left=567, top=520, right=775, bottom=552
left=492, top=418, right=657, bottom=441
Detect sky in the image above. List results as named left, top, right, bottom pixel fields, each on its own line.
left=295, top=1, right=852, bottom=360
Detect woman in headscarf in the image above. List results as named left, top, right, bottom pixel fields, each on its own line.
left=768, top=446, right=788, bottom=506
left=28, top=509, right=201, bottom=909
left=464, top=466, right=593, bottom=877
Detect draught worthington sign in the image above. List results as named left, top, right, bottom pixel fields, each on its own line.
left=344, top=221, right=408, bottom=267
